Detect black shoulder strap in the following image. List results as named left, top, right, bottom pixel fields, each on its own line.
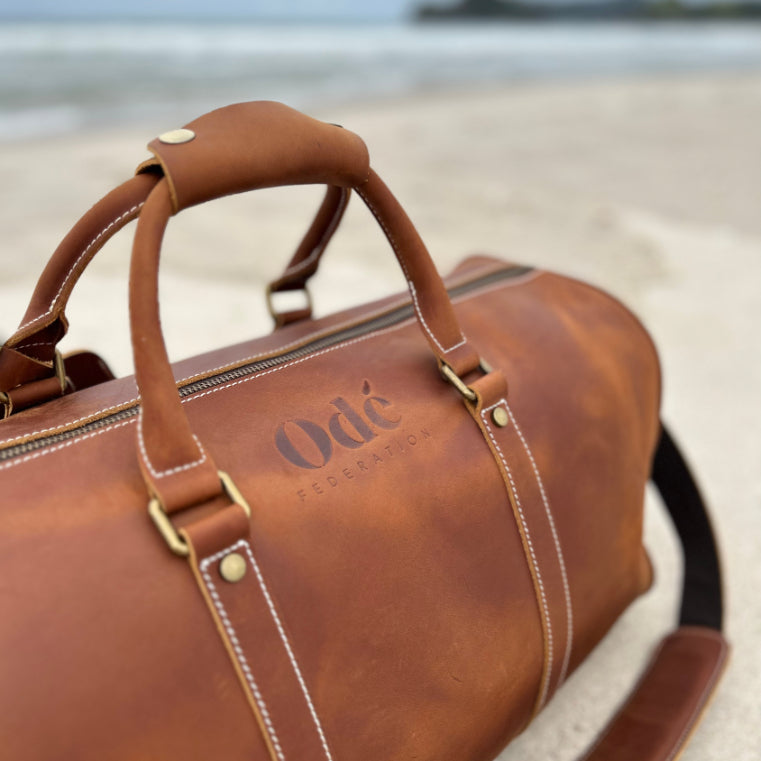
left=651, top=424, right=723, bottom=630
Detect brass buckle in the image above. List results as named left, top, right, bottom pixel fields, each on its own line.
left=148, top=471, right=252, bottom=558
left=265, top=283, right=313, bottom=326
left=0, top=391, right=11, bottom=420
left=0, top=349, right=67, bottom=420
left=440, top=358, right=492, bottom=403
left=54, top=350, right=67, bottom=394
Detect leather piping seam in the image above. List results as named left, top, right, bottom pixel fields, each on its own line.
left=506, top=402, right=574, bottom=687
left=481, top=399, right=553, bottom=711
left=15, top=203, right=145, bottom=334
left=355, top=185, right=467, bottom=355
left=199, top=542, right=285, bottom=761
left=201, top=539, right=334, bottom=761
left=0, top=270, right=544, bottom=454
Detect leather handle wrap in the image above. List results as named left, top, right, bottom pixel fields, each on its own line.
left=138, top=101, right=370, bottom=214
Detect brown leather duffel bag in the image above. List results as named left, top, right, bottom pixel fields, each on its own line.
left=0, top=102, right=727, bottom=761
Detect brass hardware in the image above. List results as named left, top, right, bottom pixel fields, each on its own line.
left=440, top=362, right=477, bottom=402
left=492, top=406, right=509, bottom=427
left=54, top=350, right=67, bottom=394
left=0, top=350, right=67, bottom=420
left=219, top=552, right=247, bottom=583
left=265, top=283, right=313, bottom=325
left=440, top=359, right=492, bottom=403
left=0, top=391, right=11, bottom=420
left=158, top=128, right=196, bottom=145
left=148, top=470, right=252, bottom=558
left=148, top=498, right=190, bottom=557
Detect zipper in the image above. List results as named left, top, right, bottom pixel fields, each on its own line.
left=0, top=264, right=532, bottom=463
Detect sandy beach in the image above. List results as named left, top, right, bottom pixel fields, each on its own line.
left=1, top=72, right=759, bottom=759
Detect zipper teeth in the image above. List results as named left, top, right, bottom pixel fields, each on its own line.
left=0, top=265, right=531, bottom=462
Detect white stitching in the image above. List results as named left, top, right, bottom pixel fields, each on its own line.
left=179, top=321, right=414, bottom=408
left=201, top=539, right=333, bottom=761
left=355, top=186, right=467, bottom=355
left=0, top=320, right=411, bottom=474
left=173, top=294, right=414, bottom=390
left=506, top=403, right=574, bottom=688
left=0, top=262, right=533, bottom=450
left=16, top=342, right=54, bottom=351
left=16, top=203, right=144, bottom=334
left=481, top=400, right=553, bottom=711
left=136, top=410, right=207, bottom=479
left=0, top=402, right=140, bottom=449
left=200, top=541, right=286, bottom=761
left=0, top=418, right=136, bottom=472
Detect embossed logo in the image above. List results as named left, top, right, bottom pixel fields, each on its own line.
left=274, top=380, right=401, bottom=470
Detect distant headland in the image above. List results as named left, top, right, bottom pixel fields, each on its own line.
left=416, top=0, right=761, bottom=21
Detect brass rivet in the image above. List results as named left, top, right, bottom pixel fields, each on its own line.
left=219, top=552, right=247, bottom=583
left=492, top=406, right=509, bottom=427
left=158, top=128, right=196, bottom=145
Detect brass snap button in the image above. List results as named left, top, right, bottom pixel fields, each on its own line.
left=491, top=406, right=509, bottom=427
left=219, top=552, right=247, bottom=583
left=158, top=128, right=196, bottom=145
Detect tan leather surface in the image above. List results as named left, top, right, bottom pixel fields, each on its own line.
left=0, top=158, right=352, bottom=408
left=139, top=101, right=369, bottom=213
left=469, top=368, right=577, bottom=717
left=582, top=627, right=729, bottom=761
left=0, top=261, right=660, bottom=760
left=0, top=101, right=682, bottom=761
left=62, top=349, right=116, bottom=392
left=127, top=166, right=484, bottom=512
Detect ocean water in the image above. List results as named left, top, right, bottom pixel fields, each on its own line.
left=1, top=20, right=760, bottom=140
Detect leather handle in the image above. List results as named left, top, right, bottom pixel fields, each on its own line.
left=138, top=101, right=370, bottom=214
left=0, top=133, right=356, bottom=406
left=0, top=174, right=158, bottom=398
left=131, top=169, right=481, bottom=514
left=128, top=102, right=481, bottom=515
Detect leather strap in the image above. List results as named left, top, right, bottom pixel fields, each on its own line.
left=0, top=113, right=356, bottom=408
left=468, top=370, right=573, bottom=719
left=267, top=185, right=349, bottom=327
left=577, top=424, right=727, bottom=761
left=128, top=103, right=483, bottom=518
left=0, top=173, right=157, bottom=400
